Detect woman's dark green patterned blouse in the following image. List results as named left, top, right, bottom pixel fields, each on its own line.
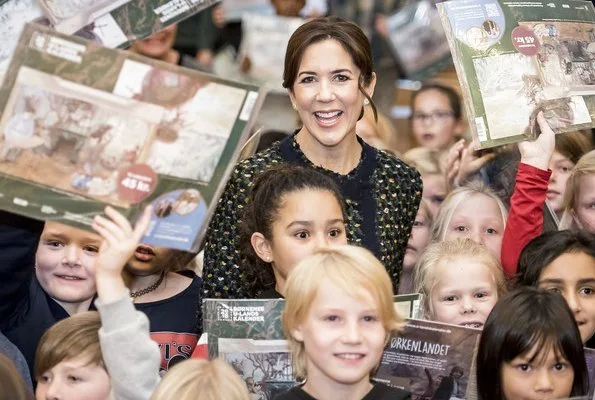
left=202, top=134, right=422, bottom=298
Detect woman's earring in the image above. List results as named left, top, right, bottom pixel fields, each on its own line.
left=291, top=102, right=297, bottom=110
left=363, top=98, right=370, bottom=106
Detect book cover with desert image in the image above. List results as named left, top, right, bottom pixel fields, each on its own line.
left=374, top=319, right=480, bottom=400
left=438, top=0, right=595, bottom=149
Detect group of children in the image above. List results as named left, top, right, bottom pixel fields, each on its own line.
left=1, top=4, right=595, bottom=400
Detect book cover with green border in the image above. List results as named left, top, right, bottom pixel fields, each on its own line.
left=375, top=318, right=480, bottom=399
left=438, top=0, right=595, bottom=149
left=66, top=0, right=220, bottom=49
left=0, top=22, right=266, bottom=252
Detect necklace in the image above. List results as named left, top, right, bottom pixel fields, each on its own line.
left=130, top=273, right=164, bottom=298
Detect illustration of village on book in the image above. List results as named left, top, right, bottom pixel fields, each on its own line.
left=0, top=23, right=264, bottom=251
left=438, top=0, right=595, bottom=148
left=221, top=339, right=294, bottom=400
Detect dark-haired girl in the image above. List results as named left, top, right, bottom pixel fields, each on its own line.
left=477, top=287, right=588, bottom=400
left=518, top=230, right=595, bottom=347
left=239, top=165, right=348, bottom=298
left=203, top=17, right=422, bottom=299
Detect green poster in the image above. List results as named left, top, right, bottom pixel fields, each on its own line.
left=0, top=22, right=266, bottom=251
left=438, top=0, right=595, bottom=148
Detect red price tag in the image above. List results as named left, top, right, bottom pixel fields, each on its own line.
left=511, top=26, right=540, bottom=56
left=117, top=164, right=158, bottom=204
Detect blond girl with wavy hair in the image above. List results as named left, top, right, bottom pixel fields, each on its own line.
left=414, top=238, right=507, bottom=328
left=431, top=181, right=507, bottom=259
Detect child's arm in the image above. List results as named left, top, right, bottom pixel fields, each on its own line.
left=501, top=112, right=554, bottom=276
left=92, top=206, right=162, bottom=400
left=0, top=211, right=44, bottom=330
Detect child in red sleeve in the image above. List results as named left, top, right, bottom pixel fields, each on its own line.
left=500, top=112, right=555, bottom=275
left=500, top=112, right=593, bottom=275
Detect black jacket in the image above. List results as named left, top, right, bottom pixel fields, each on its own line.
left=0, top=211, right=66, bottom=380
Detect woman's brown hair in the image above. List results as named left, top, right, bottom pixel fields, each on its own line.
left=283, top=16, right=377, bottom=121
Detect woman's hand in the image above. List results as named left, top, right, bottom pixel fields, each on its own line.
left=92, top=206, right=152, bottom=302
left=518, top=111, right=555, bottom=171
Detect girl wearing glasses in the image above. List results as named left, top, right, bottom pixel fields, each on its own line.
left=410, top=83, right=464, bottom=151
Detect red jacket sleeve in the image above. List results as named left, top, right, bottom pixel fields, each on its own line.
left=501, top=163, right=551, bottom=276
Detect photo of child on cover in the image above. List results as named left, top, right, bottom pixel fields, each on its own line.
left=143, top=188, right=207, bottom=248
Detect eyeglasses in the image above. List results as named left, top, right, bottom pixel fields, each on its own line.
left=411, top=111, right=455, bottom=123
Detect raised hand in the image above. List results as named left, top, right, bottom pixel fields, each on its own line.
left=446, top=138, right=495, bottom=189
left=92, top=206, right=152, bottom=302
left=518, top=111, right=555, bottom=171
left=446, top=139, right=465, bottom=189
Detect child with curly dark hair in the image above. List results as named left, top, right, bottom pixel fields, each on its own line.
left=239, top=165, right=348, bottom=298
